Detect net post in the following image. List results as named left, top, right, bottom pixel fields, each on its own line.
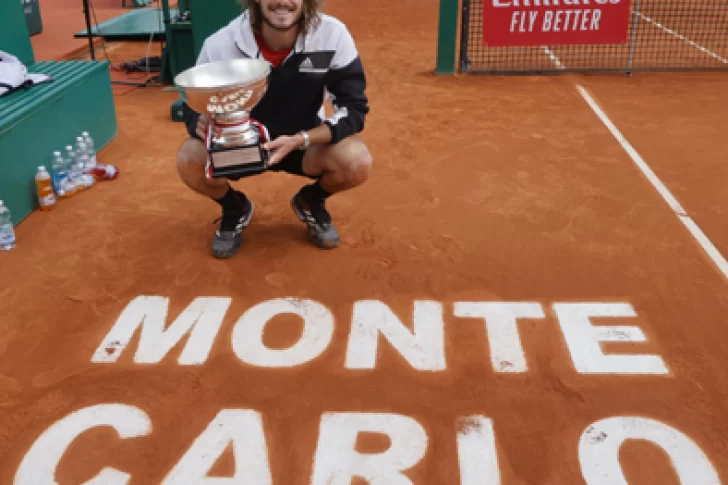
left=459, top=0, right=471, bottom=73
left=435, top=0, right=460, bottom=75
left=625, top=0, right=642, bottom=76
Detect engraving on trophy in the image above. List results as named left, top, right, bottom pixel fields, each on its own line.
left=213, top=147, right=263, bottom=168
left=208, top=89, right=256, bottom=114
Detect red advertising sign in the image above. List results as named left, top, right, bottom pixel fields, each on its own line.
left=482, top=0, right=632, bottom=47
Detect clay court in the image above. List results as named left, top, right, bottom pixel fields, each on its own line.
left=1, top=0, right=728, bottom=483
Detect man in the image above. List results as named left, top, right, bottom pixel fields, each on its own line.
left=177, top=0, right=372, bottom=258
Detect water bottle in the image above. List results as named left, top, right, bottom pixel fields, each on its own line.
left=57, top=148, right=79, bottom=197
left=82, top=131, right=97, bottom=168
left=72, top=140, right=96, bottom=190
left=64, top=145, right=82, bottom=194
left=51, top=151, right=67, bottom=196
left=75, top=138, right=90, bottom=171
left=0, top=201, right=16, bottom=250
left=64, top=145, right=76, bottom=174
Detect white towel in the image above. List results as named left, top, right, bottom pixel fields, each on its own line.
left=0, top=50, right=54, bottom=97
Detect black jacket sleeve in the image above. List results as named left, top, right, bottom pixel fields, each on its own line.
left=182, top=101, right=202, bottom=139
left=323, top=28, right=370, bottom=144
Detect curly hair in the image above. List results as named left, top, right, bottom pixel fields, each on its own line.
left=248, top=0, right=324, bottom=36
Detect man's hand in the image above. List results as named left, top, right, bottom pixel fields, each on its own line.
left=264, top=134, right=305, bottom=165
left=195, top=115, right=221, bottom=140
left=195, top=115, right=209, bottom=139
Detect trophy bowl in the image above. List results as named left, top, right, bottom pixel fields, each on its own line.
left=174, top=59, right=273, bottom=178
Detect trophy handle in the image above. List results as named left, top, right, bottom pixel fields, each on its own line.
left=204, top=123, right=214, bottom=179
left=249, top=119, right=271, bottom=163
left=249, top=119, right=270, bottom=143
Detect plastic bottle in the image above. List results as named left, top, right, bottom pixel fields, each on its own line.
left=51, top=151, right=68, bottom=196
left=65, top=145, right=85, bottom=193
left=82, top=131, right=97, bottom=168
left=73, top=139, right=96, bottom=189
left=61, top=149, right=78, bottom=197
left=78, top=130, right=119, bottom=182
left=65, top=145, right=78, bottom=181
left=65, top=144, right=76, bottom=163
left=86, top=162, right=120, bottom=181
left=75, top=137, right=89, bottom=169
left=57, top=148, right=78, bottom=198
left=0, top=201, right=17, bottom=251
left=36, top=166, right=57, bottom=211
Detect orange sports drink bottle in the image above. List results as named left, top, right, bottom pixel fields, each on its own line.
left=36, top=166, right=56, bottom=211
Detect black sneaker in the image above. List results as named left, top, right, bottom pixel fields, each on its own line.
left=211, top=195, right=254, bottom=259
left=291, top=191, right=339, bottom=249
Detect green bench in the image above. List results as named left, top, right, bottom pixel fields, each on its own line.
left=0, top=0, right=118, bottom=225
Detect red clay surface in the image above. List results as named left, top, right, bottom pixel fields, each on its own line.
left=578, top=72, right=728, bottom=260
left=2, top=0, right=728, bottom=483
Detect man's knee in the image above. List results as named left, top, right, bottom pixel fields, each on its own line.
left=177, top=137, right=207, bottom=175
left=340, top=138, right=373, bottom=186
left=351, top=147, right=372, bottom=185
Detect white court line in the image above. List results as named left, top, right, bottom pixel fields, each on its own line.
left=538, top=17, right=728, bottom=281
left=541, top=46, right=565, bottom=70
left=636, top=12, right=728, bottom=64
left=577, top=85, right=728, bottom=281
left=542, top=12, right=728, bottom=68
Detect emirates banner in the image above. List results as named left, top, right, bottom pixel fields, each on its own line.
left=482, top=0, right=632, bottom=47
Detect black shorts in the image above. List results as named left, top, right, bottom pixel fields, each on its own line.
left=191, top=135, right=316, bottom=181
left=224, top=149, right=316, bottom=181
left=184, top=107, right=317, bottom=180
left=265, top=149, right=316, bottom=179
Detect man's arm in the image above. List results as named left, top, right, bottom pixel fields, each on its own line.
left=320, top=26, right=370, bottom=145
left=300, top=123, right=332, bottom=145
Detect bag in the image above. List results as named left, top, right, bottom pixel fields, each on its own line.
left=0, top=50, right=54, bottom=97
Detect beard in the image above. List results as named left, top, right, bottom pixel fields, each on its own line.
left=261, top=3, right=303, bottom=32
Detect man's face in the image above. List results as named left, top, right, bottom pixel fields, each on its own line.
left=257, top=0, right=304, bottom=32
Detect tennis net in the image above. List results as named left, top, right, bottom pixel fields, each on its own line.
left=460, top=0, right=728, bottom=74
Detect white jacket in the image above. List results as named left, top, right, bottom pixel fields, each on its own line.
left=184, top=12, right=369, bottom=145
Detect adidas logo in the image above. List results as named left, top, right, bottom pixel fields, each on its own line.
left=299, top=57, right=327, bottom=73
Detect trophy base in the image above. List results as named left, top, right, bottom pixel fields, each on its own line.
left=207, top=144, right=269, bottom=178
left=205, top=118, right=271, bottom=179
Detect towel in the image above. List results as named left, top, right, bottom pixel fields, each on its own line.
left=0, top=50, right=54, bottom=97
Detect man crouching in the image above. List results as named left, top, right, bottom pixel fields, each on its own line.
left=176, top=0, right=372, bottom=258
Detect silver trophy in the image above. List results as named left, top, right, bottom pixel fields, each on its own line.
left=174, top=59, right=272, bottom=178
